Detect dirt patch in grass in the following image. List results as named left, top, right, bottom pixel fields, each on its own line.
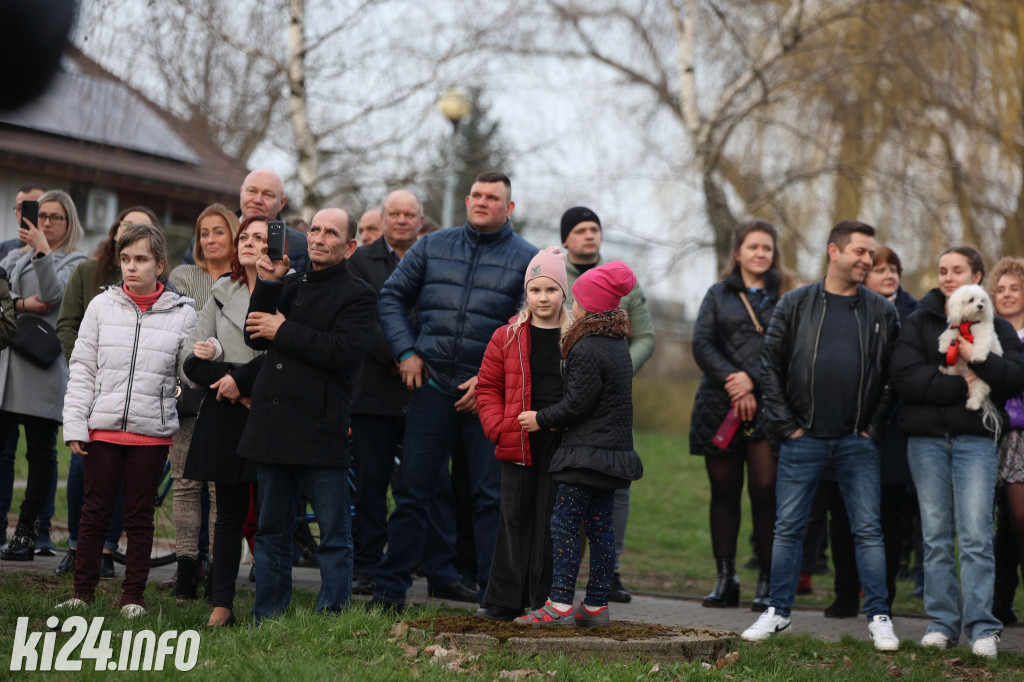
left=405, top=615, right=721, bottom=643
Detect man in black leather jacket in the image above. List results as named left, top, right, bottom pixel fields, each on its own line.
left=742, top=221, right=902, bottom=651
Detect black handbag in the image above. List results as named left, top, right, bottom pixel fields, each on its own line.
left=176, top=381, right=206, bottom=418
left=11, top=314, right=62, bottom=368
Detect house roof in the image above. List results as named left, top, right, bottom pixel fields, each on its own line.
left=0, top=47, right=245, bottom=201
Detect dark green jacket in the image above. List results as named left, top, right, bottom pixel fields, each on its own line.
left=57, top=259, right=120, bottom=363
left=565, top=255, right=655, bottom=375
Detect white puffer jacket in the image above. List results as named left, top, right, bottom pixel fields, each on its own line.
left=63, top=284, right=197, bottom=443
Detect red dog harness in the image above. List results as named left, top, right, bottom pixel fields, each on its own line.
left=945, top=321, right=974, bottom=366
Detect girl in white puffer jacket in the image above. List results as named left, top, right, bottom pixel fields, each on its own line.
left=60, top=224, right=197, bottom=616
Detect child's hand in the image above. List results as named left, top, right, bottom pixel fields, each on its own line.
left=518, top=410, right=540, bottom=432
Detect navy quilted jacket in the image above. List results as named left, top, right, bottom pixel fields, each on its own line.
left=378, top=220, right=537, bottom=394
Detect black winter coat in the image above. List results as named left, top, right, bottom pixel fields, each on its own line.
left=536, top=310, right=643, bottom=489
left=689, top=268, right=780, bottom=456
left=347, top=239, right=408, bottom=416
left=890, top=288, right=1024, bottom=438
left=238, top=260, right=376, bottom=468
left=761, top=281, right=900, bottom=441
left=877, top=287, right=918, bottom=485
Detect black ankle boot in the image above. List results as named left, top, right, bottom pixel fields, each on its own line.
left=751, top=573, right=770, bottom=612
left=1, top=515, right=38, bottom=561
left=703, top=558, right=739, bottom=608
left=170, top=557, right=199, bottom=599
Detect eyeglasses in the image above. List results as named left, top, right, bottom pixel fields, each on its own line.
left=37, top=212, right=67, bottom=224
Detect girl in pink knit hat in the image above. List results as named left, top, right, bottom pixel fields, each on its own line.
left=474, top=246, right=573, bottom=620
left=515, top=260, right=644, bottom=627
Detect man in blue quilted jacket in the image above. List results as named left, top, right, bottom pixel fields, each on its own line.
left=370, top=171, right=537, bottom=610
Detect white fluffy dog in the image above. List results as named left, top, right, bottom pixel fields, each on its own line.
left=938, top=284, right=1002, bottom=435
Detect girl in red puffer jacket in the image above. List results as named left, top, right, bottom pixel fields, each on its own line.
left=474, top=246, right=572, bottom=621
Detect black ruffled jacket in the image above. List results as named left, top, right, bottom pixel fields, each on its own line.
left=689, top=268, right=780, bottom=455
left=890, top=288, right=1024, bottom=438
left=536, top=309, right=643, bottom=489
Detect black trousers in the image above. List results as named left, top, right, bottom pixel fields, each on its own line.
left=481, top=428, right=559, bottom=611
left=211, top=481, right=252, bottom=610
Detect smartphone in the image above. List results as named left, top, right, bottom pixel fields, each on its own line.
left=267, top=220, right=286, bottom=261
left=20, top=200, right=38, bottom=230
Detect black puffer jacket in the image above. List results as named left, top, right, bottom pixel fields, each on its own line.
left=890, top=288, right=1024, bottom=438
left=761, top=281, right=900, bottom=441
left=689, top=268, right=780, bottom=455
left=536, top=309, right=643, bottom=489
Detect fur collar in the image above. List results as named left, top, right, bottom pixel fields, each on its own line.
left=560, top=308, right=632, bottom=359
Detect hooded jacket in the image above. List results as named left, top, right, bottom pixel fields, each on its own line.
left=63, top=284, right=197, bottom=442
left=377, top=220, right=537, bottom=394
left=890, top=288, right=1024, bottom=438
left=760, top=280, right=900, bottom=441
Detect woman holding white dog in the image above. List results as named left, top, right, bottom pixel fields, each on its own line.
left=890, top=245, right=1024, bottom=658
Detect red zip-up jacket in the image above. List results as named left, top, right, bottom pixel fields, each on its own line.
left=476, top=318, right=534, bottom=466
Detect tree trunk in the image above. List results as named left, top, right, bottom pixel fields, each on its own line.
left=287, top=0, right=320, bottom=220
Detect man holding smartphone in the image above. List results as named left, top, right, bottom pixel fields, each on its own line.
left=239, top=207, right=376, bottom=620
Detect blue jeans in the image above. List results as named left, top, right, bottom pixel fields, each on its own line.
left=67, top=453, right=124, bottom=552
left=253, top=463, right=352, bottom=619
left=373, top=384, right=500, bottom=605
left=769, top=433, right=889, bottom=618
left=908, top=435, right=1001, bottom=644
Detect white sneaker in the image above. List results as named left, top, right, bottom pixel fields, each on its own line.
left=55, top=598, right=85, bottom=609
left=741, top=606, right=791, bottom=641
left=971, top=633, right=999, bottom=659
left=120, top=604, right=146, bottom=618
left=920, top=631, right=950, bottom=649
left=868, top=615, right=899, bottom=651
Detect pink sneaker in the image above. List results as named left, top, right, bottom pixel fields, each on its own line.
left=514, top=600, right=575, bottom=627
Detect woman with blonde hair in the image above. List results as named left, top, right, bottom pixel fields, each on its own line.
left=165, top=203, right=239, bottom=597
left=474, top=246, right=573, bottom=620
left=988, top=256, right=1024, bottom=626
left=0, top=189, right=86, bottom=561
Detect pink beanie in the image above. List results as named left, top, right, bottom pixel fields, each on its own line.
left=525, top=246, right=569, bottom=297
left=572, top=260, right=637, bottom=313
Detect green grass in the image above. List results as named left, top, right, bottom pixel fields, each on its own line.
left=5, top=429, right=1024, bottom=678
left=8, top=429, right=1024, bottom=618
left=1, top=573, right=1022, bottom=681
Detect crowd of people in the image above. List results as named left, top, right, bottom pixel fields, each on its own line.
left=0, top=169, right=655, bottom=631
left=4, top=167, right=1023, bottom=659
left=691, top=219, right=1024, bottom=658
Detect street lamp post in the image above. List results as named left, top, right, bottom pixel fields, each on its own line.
left=437, top=87, right=471, bottom=228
